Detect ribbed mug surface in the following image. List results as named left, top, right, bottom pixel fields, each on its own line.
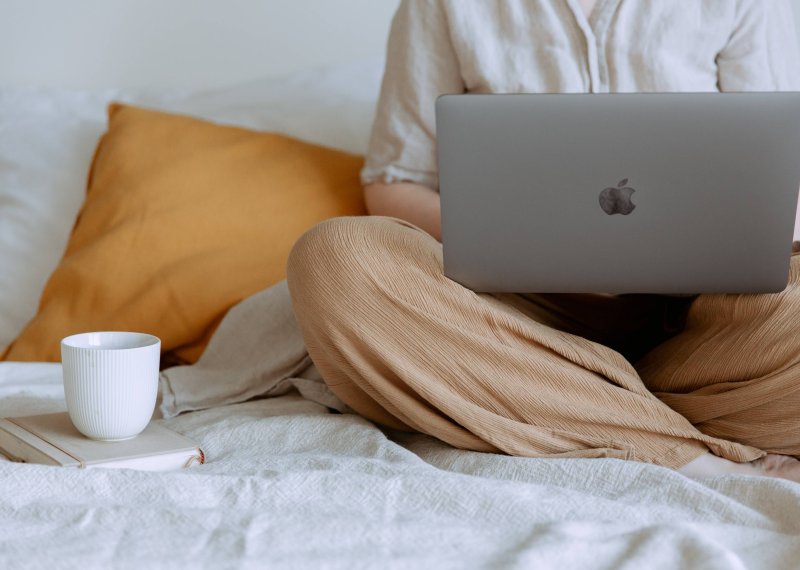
left=61, top=332, right=160, bottom=441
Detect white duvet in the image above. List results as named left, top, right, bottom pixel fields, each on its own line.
left=2, top=362, right=800, bottom=570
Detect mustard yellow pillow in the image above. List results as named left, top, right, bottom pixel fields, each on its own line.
left=2, top=103, right=365, bottom=363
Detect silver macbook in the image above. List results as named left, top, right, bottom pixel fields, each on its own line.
left=436, top=93, right=800, bottom=294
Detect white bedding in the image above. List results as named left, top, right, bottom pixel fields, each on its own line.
left=2, top=362, right=800, bottom=569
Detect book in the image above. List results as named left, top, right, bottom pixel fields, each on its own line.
left=0, top=412, right=204, bottom=471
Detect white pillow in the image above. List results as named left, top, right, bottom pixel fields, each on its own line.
left=0, top=59, right=383, bottom=354
left=0, top=90, right=110, bottom=352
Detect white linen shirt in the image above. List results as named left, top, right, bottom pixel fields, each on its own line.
left=361, top=0, right=800, bottom=190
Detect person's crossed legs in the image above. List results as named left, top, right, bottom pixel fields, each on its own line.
left=287, top=216, right=800, bottom=481
left=637, top=248, right=800, bottom=480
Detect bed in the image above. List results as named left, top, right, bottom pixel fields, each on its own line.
left=3, top=3, right=800, bottom=568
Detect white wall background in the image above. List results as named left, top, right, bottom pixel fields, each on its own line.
left=0, top=0, right=400, bottom=89
left=0, top=0, right=798, bottom=90
left=793, top=0, right=800, bottom=38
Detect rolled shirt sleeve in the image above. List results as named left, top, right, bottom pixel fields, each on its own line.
left=360, top=0, right=466, bottom=191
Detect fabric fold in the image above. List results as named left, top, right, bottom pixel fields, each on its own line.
left=159, top=280, right=349, bottom=418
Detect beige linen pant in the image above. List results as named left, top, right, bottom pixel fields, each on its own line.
left=287, top=216, right=800, bottom=469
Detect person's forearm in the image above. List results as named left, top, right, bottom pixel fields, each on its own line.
left=363, top=182, right=442, bottom=241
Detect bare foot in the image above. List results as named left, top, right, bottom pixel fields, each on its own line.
left=749, top=454, right=800, bottom=483
left=678, top=452, right=800, bottom=483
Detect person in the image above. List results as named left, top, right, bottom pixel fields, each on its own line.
left=287, top=0, right=800, bottom=480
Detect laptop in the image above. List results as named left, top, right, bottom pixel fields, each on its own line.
left=436, top=93, right=800, bottom=294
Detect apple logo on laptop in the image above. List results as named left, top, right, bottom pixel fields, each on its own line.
left=599, top=178, right=636, bottom=215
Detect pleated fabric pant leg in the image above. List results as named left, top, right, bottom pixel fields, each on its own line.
left=635, top=250, right=800, bottom=457
left=286, top=216, right=783, bottom=468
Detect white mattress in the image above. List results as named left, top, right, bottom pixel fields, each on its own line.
left=2, top=62, right=800, bottom=569
left=2, top=361, right=800, bottom=569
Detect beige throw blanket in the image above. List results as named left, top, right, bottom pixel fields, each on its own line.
left=159, top=280, right=349, bottom=418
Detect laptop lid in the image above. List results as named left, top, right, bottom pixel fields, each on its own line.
left=436, top=93, right=800, bottom=294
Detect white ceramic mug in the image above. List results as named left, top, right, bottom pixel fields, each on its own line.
left=61, top=332, right=160, bottom=441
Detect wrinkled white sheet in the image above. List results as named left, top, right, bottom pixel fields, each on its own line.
left=2, top=362, right=800, bottom=569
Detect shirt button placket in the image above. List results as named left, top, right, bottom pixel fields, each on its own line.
left=592, top=1, right=619, bottom=93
